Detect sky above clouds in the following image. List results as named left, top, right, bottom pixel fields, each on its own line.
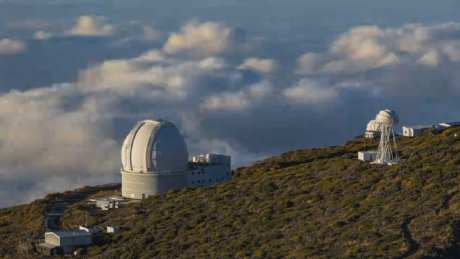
left=1, top=0, right=460, bottom=207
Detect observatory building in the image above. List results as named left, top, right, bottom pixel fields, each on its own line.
left=374, top=109, right=400, bottom=165
left=402, top=125, right=434, bottom=137
left=120, top=119, right=232, bottom=199
left=359, top=109, right=400, bottom=165
left=364, top=119, right=381, bottom=139
left=402, top=122, right=460, bottom=137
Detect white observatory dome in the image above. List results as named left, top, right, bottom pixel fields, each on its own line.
left=366, top=119, right=380, bottom=131
left=121, top=119, right=189, bottom=173
left=375, top=109, right=399, bottom=126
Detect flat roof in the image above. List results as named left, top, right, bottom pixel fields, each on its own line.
left=402, top=125, right=433, bottom=130
left=92, top=196, right=123, bottom=202
left=46, top=230, right=92, bottom=238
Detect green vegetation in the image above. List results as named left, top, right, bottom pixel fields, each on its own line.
left=2, top=127, right=460, bottom=258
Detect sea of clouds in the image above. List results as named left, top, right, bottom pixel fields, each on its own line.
left=1, top=10, right=460, bottom=207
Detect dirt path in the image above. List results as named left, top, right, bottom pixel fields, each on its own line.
left=43, top=183, right=120, bottom=231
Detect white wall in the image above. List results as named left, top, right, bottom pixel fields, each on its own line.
left=188, top=164, right=232, bottom=187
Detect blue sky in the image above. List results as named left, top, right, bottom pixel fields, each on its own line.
left=1, top=0, right=460, bottom=207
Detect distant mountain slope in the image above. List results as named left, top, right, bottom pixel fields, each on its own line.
left=2, top=127, right=460, bottom=258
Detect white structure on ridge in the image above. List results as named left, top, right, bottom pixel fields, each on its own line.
left=120, top=119, right=232, bottom=199
left=365, top=119, right=381, bottom=139
left=39, top=231, right=92, bottom=255
left=374, top=109, right=400, bottom=165
left=358, top=150, right=377, bottom=162
left=438, top=121, right=460, bottom=128
left=402, top=125, right=434, bottom=137
left=402, top=122, right=460, bottom=137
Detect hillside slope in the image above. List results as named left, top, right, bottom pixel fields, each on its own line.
left=2, top=127, right=460, bottom=258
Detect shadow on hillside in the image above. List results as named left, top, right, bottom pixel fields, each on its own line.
left=425, top=220, right=460, bottom=258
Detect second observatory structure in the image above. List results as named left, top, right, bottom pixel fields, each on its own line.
left=373, top=109, right=400, bottom=165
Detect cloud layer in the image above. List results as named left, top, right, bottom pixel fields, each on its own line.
left=68, top=16, right=115, bottom=36
left=2, top=20, right=460, bottom=207
left=238, top=58, right=277, bottom=74
left=0, top=38, right=26, bottom=55
left=297, top=23, right=460, bottom=75
left=163, top=21, right=240, bottom=56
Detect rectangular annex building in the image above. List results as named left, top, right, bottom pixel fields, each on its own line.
left=402, top=125, right=434, bottom=137
left=43, top=230, right=92, bottom=254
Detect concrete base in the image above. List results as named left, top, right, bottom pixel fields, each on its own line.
left=121, top=170, right=188, bottom=199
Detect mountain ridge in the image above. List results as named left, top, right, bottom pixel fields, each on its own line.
left=1, top=126, right=460, bottom=258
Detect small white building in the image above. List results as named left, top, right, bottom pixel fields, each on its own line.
left=94, top=198, right=120, bottom=210
left=438, top=121, right=460, bottom=129
left=358, top=151, right=378, bottom=162
left=106, top=226, right=119, bottom=233
left=402, top=125, right=434, bottom=137
left=42, top=230, right=92, bottom=254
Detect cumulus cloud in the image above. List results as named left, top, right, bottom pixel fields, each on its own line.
left=78, top=53, right=228, bottom=100
left=0, top=85, right=119, bottom=207
left=142, top=25, right=163, bottom=41
left=297, top=23, right=460, bottom=75
left=295, top=22, right=460, bottom=102
left=113, top=23, right=165, bottom=46
left=202, top=81, right=272, bottom=111
left=296, top=27, right=399, bottom=75
left=34, top=30, right=53, bottom=40
left=163, top=21, right=239, bottom=56
left=32, top=18, right=160, bottom=42
left=238, top=57, right=277, bottom=74
left=0, top=38, right=26, bottom=55
left=68, top=16, right=115, bottom=36
left=417, top=49, right=441, bottom=67
left=283, top=79, right=339, bottom=104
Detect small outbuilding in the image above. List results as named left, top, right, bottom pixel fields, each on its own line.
left=94, top=198, right=120, bottom=210
left=106, top=226, right=119, bottom=233
left=358, top=151, right=378, bottom=162
left=402, top=125, right=434, bottom=137
left=41, top=230, right=92, bottom=254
